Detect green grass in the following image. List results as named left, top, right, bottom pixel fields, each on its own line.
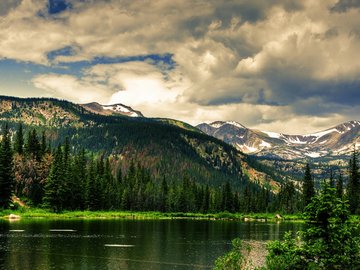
left=0, top=208, right=304, bottom=221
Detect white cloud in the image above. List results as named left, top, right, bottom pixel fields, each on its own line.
left=32, top=74, right=113, bottom=104
left=1, top=0, right=360, bottom=133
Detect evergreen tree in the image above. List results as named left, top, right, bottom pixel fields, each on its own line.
left=25, top=129, right=41, bottom=160
left=159, top=176, right=168, bottom=212
left=202, top=185, right=210, bottom=213
left=329, top=168, right=335, bottom=188
left=0, top=125, right=15, bottom=208
left=221, top=181, right=233, bottom=212
left=43, top=145, right=65, bottom=212
left=347, top=149, right=359, bottom=214
left=278, top=180, right=298, bottom=213
left=69, top=149, right=87, bottom=210
left=40, top=131, right=47, bottom=156
left=14, top=123, right=24, bottom=155
left=302, top=163, right=315, bottom=209
left=265, top=183, right=360, bottom=269
left=85, top=158, right=97, bottom=210
left=336, top=173, right=344, bottom=199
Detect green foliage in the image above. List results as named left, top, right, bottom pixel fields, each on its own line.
left=0, top=124, right=15, bottom=208
left=347, top=149, right=359, bottom=214
left=25, top=129, right=41, bottom=160
left=336, top=173, right=343, bottom=199
left=43, top=145, right=66, bottom=212
left=265, top=183, right=360, bottom=270
left=214, top=238, right=251, bottom=270
left=302, top=163, right=315, bottom=209
left=14, top=123, right=24, bottom=155
left=265, top=232, right=303, bottom=270
left=276, top=180, right=301, bottom=214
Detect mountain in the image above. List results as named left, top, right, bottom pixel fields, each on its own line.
left=0, top=95, right=280, bottom=191
left=81, top=102, right=144, bottom=117
left=197, top=120, right=360, bottom=160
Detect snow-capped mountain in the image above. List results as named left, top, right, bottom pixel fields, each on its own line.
left=81, top=102, right=144, bottom=117
left=197, top=120, right=360, bottom=160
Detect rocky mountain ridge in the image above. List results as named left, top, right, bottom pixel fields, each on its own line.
left=197, top=120, right=360, bottom=160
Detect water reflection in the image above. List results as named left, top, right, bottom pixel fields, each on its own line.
left=0, top=219, right=302, bottom=270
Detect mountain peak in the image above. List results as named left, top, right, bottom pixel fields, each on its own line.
left=197, top=120, right=359, bottom=160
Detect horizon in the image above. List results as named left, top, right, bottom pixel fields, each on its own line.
left=0, top=0, right=359, bottom=134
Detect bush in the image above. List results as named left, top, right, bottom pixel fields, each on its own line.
left=265, top=183, right=360, bottom=270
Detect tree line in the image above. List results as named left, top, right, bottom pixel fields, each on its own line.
left=0, top=123, right=359, bottom=215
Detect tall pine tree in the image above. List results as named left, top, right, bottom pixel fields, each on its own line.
left=347, top=149, right=359, bottom=214
left=14, top=123, right=24, bottom=155
left=43, top=145, right=65, bottom=212
left=302, top=163, right=315, bottom=209
left=0, top=125, right=15, bottom=208
left=336, top=173, right=343, bottom=199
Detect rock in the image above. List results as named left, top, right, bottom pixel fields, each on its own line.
left=8, top=214, right=21, bottom=220
left=275, top=214, right=283, bottom=219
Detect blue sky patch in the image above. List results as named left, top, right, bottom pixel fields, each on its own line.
left=48, top=0, right=71, bottom=14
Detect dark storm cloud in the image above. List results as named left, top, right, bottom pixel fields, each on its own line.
left=212, top=0, right=304, bottom=25
left=0, top=0, right=22, bottom=16
left=330, top=0, right=360, bottom=13
left=268, top=78, right=360, bottom=114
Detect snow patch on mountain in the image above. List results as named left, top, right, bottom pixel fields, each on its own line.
left=209, top=121, right=245, bottom=129
left=286, top=136, right=308, bottom=144
left=102, top=104, right=140, bottom=117
left=259, top=141, right=271, bottom=148
left=261, top=131, right=281, bottom=139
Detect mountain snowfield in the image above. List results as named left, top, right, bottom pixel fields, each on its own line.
left=81, top=102, right=144, bottom=117
left=197, top=120, right=360, bottom=160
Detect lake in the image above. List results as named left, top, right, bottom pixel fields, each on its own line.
left=0, top=219, right=302, bottom=269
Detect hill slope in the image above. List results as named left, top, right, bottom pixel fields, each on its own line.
left=0, top=95, right=279, bottom=191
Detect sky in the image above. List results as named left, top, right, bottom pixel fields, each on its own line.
left=0, top=0, right=359, bottom=134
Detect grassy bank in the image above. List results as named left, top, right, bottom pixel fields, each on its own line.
left=0, top=208, right=305, bottom=221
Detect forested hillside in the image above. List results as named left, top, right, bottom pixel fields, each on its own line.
left=0, top=96, right=283, bottom=212
left=0, top=96, right=358, bottom=215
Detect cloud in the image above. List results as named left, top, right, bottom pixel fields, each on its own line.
left=0, top=0, right=22, bottom=16
left=1, top=0, right=360, bottom=133
left=32, top=73, right=114, bottom=104
left=330, top=0, right=360, bottom=13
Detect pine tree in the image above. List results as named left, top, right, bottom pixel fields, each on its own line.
left=14, top=123, right=24, bottom=155
left=336, top=173, right=343, bottom=199
left=202, top=185, right=210, bottom=213
left=347, top=149, right=359, bottom=214
left=159, top=176, right=168, bottom=212
left=329, top=168, right=335, bottom=188
left=0, top=124, right=15, bottom=208
left=25, top=129, right=40, bottom=160
left=221, top=181, right=233, bottom=212
left=302, top=163, right=315, bottom=209
left=85, top=158, right=96, bottom=210
left=43, top=145, right=65, bottom=212
left=40, top=131, right=47, bottom=157
left=69, top=149, right=87, bottom=210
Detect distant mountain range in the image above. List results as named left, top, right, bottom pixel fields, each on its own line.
left=197, top=121, right=360, bottom=160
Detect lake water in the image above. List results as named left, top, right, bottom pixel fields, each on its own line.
left=0, top=219, right=302, bottom=269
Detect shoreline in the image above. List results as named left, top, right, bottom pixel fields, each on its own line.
left=0, top=208, right=304, bottom=222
